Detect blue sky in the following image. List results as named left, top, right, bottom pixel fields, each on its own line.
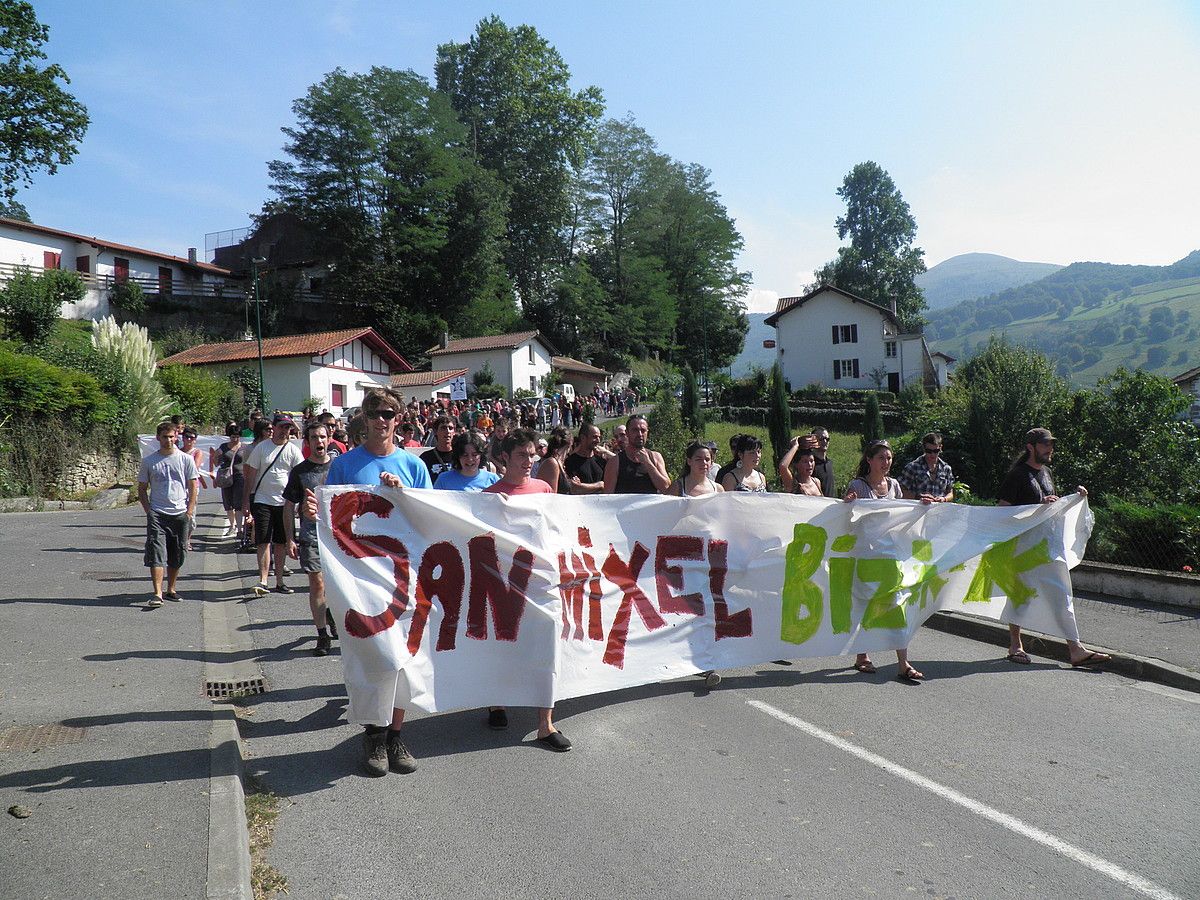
left=20, top=1, right=1200, bottom=312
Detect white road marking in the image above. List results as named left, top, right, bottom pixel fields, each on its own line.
left=748, top=698, right=1183, bottom=900
left=1133, top=681, right=1200, bottom=706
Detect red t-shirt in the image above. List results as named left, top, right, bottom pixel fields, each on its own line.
left=484, top=478, right=553, bottom=496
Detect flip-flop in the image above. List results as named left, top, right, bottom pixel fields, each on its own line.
left=1071, top=651, right=1110, bottom=668
left=897, top=666, right=925, bottom=682
left=853, top=660, right=877, bottom=674
left=1006, top=651, right=1032, bottom=665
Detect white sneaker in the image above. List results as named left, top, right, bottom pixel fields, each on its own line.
left=221, top=526, right=233, bottom=538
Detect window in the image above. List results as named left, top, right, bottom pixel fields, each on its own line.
left=75, top=255, right=90, bottom=274
left=832, top=359, right=859, bottom=380
left=331, top=384, right=346, bottom=407
left=308, top=276, right=323, bottom=293
left=43, top=251, right=61, bottom=270
left=831, top=324, right=858, bottom=344
left=528, top=344, right=535, bottom=364
left=530, top=376, right=537, bottom=392
left=885, top=341, right=897, bottom=358
left=158, top=266, right=172, bottom=296
left=114, top=257, right=129, bottom=283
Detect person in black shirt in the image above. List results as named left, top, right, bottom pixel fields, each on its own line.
left=420, top=416, right=457, bottom=484
left=565, top=423, right=609, bottom=494
left=282, top=421, right=337, bottom=656
left=997, top=427, right=1111, bottom=668
left=603, top=414, right=669, bottom=495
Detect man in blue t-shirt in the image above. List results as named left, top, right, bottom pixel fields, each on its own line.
left=303, top=387, right=430, bottom=778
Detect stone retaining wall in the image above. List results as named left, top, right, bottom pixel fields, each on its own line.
left=1074, top=560, right=1199, bottom=609
left=58, top=450, right=140, bottom=496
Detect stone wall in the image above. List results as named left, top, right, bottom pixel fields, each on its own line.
left=58, top=449, right=140, bottom=495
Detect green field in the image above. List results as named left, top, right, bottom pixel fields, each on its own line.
left=935, top=275, right=1200, bottom=386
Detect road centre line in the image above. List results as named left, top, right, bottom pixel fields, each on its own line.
left=747, top=699, right=1182, bottom=900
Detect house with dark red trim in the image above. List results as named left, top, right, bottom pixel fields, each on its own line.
left=0, top=216, right=237, bottom=320
left=160, top=327, right=411, bottom=414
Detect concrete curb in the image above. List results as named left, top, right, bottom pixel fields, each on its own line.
left=926, top=610, right=1200, bottom=695
left=199, top=509, right=254, bottom=900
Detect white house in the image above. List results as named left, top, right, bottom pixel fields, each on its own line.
left=391, top=368, right=469, bottom=403
left=160, top=327, right=411, bottom=415
left=427, top=330, right=556, bottom=396
left=764, top=285, right=939, bottom=392
left=0, top=216, right=237, bottom=320
left=1172, top=366, right=1200, bottom=426
left=930, top=351, right=957, bottom=388
left=552, top=356, right=612, bottom=394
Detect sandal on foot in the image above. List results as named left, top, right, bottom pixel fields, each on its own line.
left=853, top=660, right=877, bottom=674
left=1071, top=651, right=1110, bottom=668
left=252, top=582, right=269, bottom=596
left=897, top=666, right=925, bottom=682
left=1006, top=650, right=1032, bottom=665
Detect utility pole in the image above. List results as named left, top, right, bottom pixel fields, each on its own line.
left=252, top=256, right=267, bottom=410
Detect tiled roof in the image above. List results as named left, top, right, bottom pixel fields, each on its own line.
left=0, top=216, right=232, bottom=276
left=428, top=330, right=543, bottom=355
left=159, top=327, right=411, bottom=371
left=552, top=355, right=611, bottom=376
left=391, top=368, right=468, bottom=388
left=764, top=284, right=899, bottom=329
left=1173, top=366, right=1200, bottom=385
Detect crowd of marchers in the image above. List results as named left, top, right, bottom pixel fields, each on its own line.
left=134, top=388, right=1110, bottom=778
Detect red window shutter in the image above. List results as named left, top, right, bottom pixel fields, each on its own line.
left=833, top=361, right=840, bottom=381
left=43, top=251, right=60, bottom=270
left=332, top=384, right=345, bottom=407
left=853, top=359, right=860, bottom=378
left=75, top=255, right=89, bottom=273
left=114, top=257, right=129, bottom=282
left=831, top=325, right=839, bottom=345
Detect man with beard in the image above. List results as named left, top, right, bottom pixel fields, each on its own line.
left=603, top=414, right=670, bottom=495
left=997, top=427, right=1111, bottom=669
left=565, top=423, right=611, bottom=494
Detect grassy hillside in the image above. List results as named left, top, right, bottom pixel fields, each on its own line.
left=931, top=274, right=1200, bottom=385
left=917, top=253, right=1063, bottom=310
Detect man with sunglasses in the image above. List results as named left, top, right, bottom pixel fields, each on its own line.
left=899, top=432, right=955, bottom=503
left=306, top=387, right=431, bottom=777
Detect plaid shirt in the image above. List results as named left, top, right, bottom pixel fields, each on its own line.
left=898, top=455, right=954, bottom=498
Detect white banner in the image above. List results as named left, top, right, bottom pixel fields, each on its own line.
left=316, top=487, right=1092, bottom=719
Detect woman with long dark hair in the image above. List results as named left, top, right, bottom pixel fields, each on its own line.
left=669, top=441, right=724, bottom=496
left=721, top=434, right=768, bottom=493
left=843, top=440, right=925, bottom=682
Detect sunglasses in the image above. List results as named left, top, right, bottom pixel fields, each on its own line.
left=365, top=409, right=398, bottom=421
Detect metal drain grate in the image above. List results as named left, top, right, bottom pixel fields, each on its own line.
left=0, top=723, right=88, bottom=751
left=206, top=677, right=266, bottom=698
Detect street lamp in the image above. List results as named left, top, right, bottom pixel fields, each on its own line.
left=251, top=256, right=267, bottom=410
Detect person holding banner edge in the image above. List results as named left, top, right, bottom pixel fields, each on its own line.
left=303, top=387, right=432, bottom=777
left=844, top=439, right=929, bottom=682
left=997, top=428, right=1112, bottom=668
left=483, top=428, right=572, bottom=752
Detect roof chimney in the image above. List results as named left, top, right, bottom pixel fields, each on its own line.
left=187, top=247, right=197, bottom=264
left=889, top=297, right=898, bottom=316
left=441, top=331, right=449, bottom=349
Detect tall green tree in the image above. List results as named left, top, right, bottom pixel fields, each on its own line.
left=862, top=392, right=883, bottom=447
left=0, top=1, right=88, bottom=203
left=436, top=16, right=604, bottom=310
left=767, top=361, right=791, bottom=476
left=680, top=364, right=701, bottom=434
left=815, top=161, right=927, bottom=331
left=267, top=66, right=515, bottom=358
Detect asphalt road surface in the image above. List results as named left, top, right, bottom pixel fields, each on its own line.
left=238, top=582, right=1200, bottom=900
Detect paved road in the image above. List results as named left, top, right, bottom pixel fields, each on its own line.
left=3, top=498, right=1199, bottom=899
left=235, top=566, right=1200, bottom=899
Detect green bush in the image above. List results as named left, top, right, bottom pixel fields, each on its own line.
left=1088, top=500, right=1200, bottom=571
left=109, top=279, right=146, bottom=316
left=0, top=347, right=110, bottom=423
left=157, top=364, right=241, bottom=426
left=0, top=268, right=85, bottom=347
left=648, top=387, right=688, bottom=481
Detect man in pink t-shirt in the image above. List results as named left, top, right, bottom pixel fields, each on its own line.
left=482, top=429, right=568, bottom=751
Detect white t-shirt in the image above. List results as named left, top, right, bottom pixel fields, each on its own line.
left=245, top=439, right=303, bottom=506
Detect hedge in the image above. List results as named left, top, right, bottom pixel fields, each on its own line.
left=717, top=404, right=905, bottom=433
left=0, top=347, right=111, bottom=425
left=1088, top=500, right=1200, bottom=571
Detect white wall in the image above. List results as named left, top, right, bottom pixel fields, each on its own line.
left=430, top=348, right=517, bottom=392
left=511, top=338, right=553, bottom=395
left=774, top=290, right=896, bottom=390
left=310, top=363, right=390, bottom=414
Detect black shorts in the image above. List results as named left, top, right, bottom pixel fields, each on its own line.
left=145, top=511, right=189, bottom=570
left=221, top=473, right=245, bottom=511
left=251, top=502, right=288, bottom=546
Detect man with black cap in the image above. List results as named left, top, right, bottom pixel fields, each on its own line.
left=997, top=427, right=1111, bottom=668
left=243, top=413, right=304, bottom=596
